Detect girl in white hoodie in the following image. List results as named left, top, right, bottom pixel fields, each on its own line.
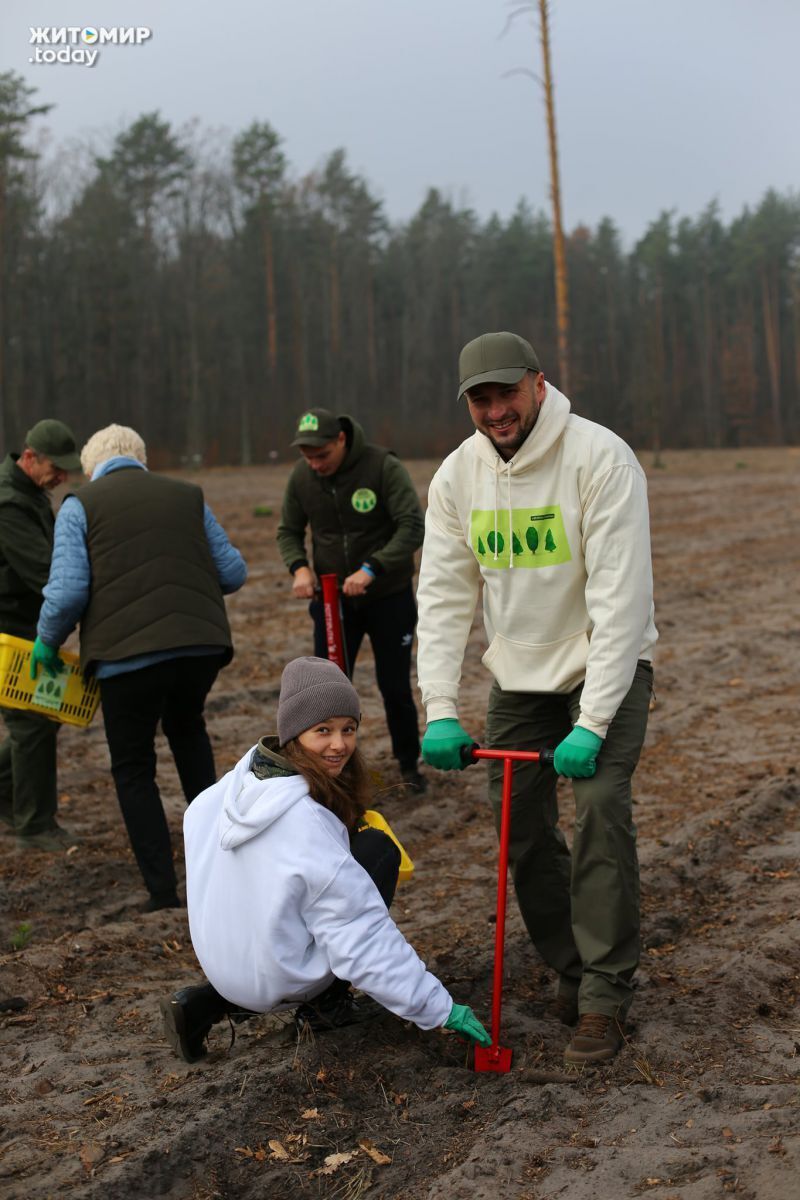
left=161, top=656, right=489, bottom=1062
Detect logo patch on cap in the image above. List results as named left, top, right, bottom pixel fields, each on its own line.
left=351, top=488, right=377, bottom=514
left=297, top=412, right=319, bottom=433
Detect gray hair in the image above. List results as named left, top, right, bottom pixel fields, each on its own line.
left=81, top=424, right=147, bottom=478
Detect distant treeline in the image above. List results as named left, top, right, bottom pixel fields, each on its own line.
left=1, top=73, right=799, bottom=464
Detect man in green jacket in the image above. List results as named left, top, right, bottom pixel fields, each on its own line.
left=0, top=419, right=81, bottom=851
left=277, top=409, right=426, bottom=792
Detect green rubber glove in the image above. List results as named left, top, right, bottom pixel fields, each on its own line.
left=421, top=718, right=473, bottom=771
left=444, top=1003, right=491, bottom=1046
left=553, top=726, right=603, bottom=778
left=30, top=637, right=64, bottom=681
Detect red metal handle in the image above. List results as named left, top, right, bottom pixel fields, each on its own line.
left=319, top=574, right=348, bottom=674
left=468, top=745, right=552, bottom=1073
left=468, top=747, right=555, bottom=765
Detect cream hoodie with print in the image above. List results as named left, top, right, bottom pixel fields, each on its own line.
left=416, top=385, right=657, bottom=738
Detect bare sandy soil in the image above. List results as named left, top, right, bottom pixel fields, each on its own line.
left=1, top=447, right=798, bottom=1200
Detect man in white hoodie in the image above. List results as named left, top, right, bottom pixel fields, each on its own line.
left=416, top=331, right=657, bottom=1065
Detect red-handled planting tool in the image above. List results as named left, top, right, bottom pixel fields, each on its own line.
left=319, top=573, right=349, bottom=675
left=466, top=745, right=556, bottom=1073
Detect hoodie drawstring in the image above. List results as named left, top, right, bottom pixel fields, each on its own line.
left=506, top=462, right=514, bottom=569
left=492, top=461, right=515, bottom=567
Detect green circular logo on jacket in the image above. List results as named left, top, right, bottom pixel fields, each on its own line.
left=351, top=487, right=377, bottom=513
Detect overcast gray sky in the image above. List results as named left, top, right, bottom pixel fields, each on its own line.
left=3, top=0, right=798, bottom=244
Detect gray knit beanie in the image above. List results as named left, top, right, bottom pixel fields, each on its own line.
left=277, top=656, right=361, bottom=746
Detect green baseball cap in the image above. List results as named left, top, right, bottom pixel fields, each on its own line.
left=458, top=331, right=541, bottom=400
left=290, top=408, right=343, bottom=448
left=24, top=419, right=81, bottom=470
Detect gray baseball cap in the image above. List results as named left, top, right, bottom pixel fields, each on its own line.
left=24, top=419, right=81, bottom=470
left=458, top=332, right=541, bottom=400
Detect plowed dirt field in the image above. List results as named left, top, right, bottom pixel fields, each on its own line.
left=1, top=447, right=798, bottom=1200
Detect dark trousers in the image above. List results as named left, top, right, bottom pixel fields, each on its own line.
left=310, top=584, right=420, bottom=768
left=99, top=654, right=222, bottom=901
left=0, top=708, right=59, bottom=837
left=485, top=661, right=654, bottom=1018
left=350, top=825, right=402, bottom=908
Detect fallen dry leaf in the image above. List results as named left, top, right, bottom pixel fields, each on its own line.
left=358, top=1138, right=391, bottom=1165
left=301, top=1107, right=320, bottom=1120
left=79, top=1142, right=104, bottom=1173
left=268, top=1139, right=290, bottom=1160
left=317, top=1150, right=357, bottom=1175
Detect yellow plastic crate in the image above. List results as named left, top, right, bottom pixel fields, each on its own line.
left=0, top=634, right=100, bottom=727
left=362, top=809, right=414, bottom=881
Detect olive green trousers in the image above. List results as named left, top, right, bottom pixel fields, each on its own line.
left=0, top=708, right=59, bottom=837
left=485, top=661, right=653, bottom=1018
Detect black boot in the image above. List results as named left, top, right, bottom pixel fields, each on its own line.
left=160, top=983, right=229, bottom=1063
left=400, top=762, right=427, bottom=794
left=295, top=979, right=384, bottom=1033
left=142, top=893, right=183, bottom=913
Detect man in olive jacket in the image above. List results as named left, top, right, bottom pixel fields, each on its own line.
left=277, top=409, right=426, bottom=791
left=0, top=419, right=81, bottom=850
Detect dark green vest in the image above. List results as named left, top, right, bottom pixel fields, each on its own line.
left=76, top=468, right=232, bottom=673
left=292, top=446, right=412, bottom=600
left=0, top=454, right=54, bottom=638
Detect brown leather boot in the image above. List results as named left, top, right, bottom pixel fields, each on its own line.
left=564, top=1012, right=624, bottom=1064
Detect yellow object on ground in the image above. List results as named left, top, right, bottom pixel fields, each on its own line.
left=362, top=809, right=414, bottom=880
left=0, top=634, right=100, bottom=727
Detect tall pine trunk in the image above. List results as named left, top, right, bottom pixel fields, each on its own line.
left=761, top=265, right=783, bottom=442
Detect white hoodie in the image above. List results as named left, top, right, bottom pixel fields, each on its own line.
left=183, top=746, right=453, bottom=1029
left=416, top=385, right=658, bottom=737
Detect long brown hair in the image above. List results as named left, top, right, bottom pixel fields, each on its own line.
left=282, top=739, right=371, bottom=834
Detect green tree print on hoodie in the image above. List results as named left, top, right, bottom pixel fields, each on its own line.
left=470, top=506, right=571, bottom=569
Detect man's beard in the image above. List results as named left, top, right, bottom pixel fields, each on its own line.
left=488, top=411, right=536, bottom=455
